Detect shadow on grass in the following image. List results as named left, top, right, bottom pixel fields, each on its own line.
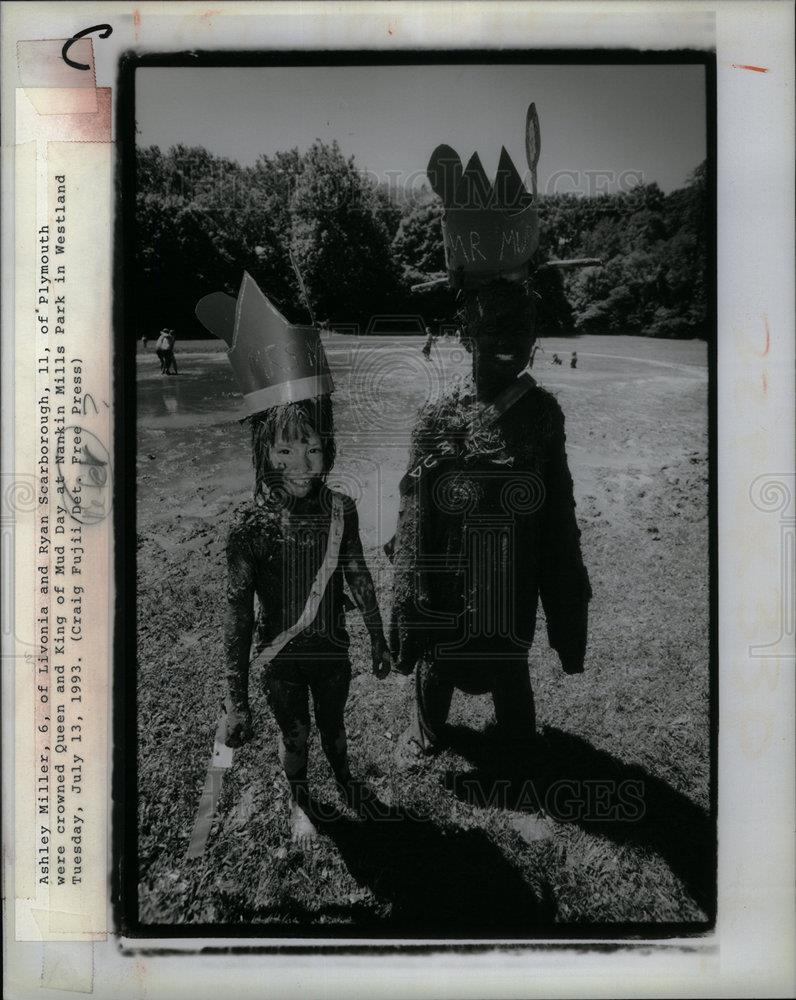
left=304, top=794, right=554, bottom=933
left=442, top=725, right=715, bottom=921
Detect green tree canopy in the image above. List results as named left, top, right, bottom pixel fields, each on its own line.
left=288, top=140, right=400, bottom=325
left=135, top=143, right=708, bottom=340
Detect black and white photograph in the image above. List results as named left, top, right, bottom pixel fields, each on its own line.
left=123, top=53, right=715, bottom=935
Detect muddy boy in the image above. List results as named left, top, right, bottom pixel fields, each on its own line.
left=389, top=106, right=591, bottom=765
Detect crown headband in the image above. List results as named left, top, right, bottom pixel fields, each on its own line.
left=195, top=272, right=334, bottom=416
left=427, top=103, right=541, bottom=288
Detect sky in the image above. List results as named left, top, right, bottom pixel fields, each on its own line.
left=136, top=63, right=707, bottom=195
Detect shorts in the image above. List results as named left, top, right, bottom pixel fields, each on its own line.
left=425, top=656, right=530, bottom=695
left=263, top=657, right=352, bottom=740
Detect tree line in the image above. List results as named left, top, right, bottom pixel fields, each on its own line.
left=134, top=140, right=707, bottom=340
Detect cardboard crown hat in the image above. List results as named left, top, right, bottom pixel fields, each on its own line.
left=428, top=103, right=541, bottom=289
left=194, top=271, right=334, bottom=416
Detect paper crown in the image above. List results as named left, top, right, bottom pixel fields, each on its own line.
left=428, top=103, right=541, bottom=288
left=195, top=272, right=334, bottom=415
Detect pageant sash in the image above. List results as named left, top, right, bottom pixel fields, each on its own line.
left=186, top=492, right=346, bottom=859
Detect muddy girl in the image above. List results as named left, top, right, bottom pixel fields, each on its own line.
left=195, top=273, right=390, bottom=847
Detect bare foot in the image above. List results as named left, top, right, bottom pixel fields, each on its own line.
left=289, top=797, right=318, bottom=849
left=508, top=812, right=555, bottom=843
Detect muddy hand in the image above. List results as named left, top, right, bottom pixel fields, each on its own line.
left=371, top=634, right=392, bottom=680
left=224, top=702, right=253, bottom=747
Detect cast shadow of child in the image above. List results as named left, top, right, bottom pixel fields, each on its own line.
left=306, top=792, right=554, bottom=934
left=441, top=725, right=715, bottom=921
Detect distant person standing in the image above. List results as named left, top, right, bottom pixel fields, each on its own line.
left=570, top=351, right=577, bottom=369
left=165, top=329, right=179, bottom=375
left=421, top=325, right=434, bottom=360
left=141, top=334, right=149, bottom=351
left=155, top=328, right=170, bottom=374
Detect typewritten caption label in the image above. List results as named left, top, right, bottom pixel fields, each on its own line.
left=20, top=148, right=111, bottom=941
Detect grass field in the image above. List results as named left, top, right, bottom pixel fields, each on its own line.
left=136, top=333, right=711, bottom=931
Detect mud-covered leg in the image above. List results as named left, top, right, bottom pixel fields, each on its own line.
left=312, top=661, right=378, bottom=815
left=414, top=659, right=454, bottom=751
left=310, top=662, right=357, bottom=800
left=491, top=660, right=536, bottom=754
left=491, top=662, right=552, bottom=837
left=395, top=660, right=454, bottom=768
left=266, top=673, right=317, bottom=848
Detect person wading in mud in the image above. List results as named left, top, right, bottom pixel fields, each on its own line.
left=155, top=327, right=170, bottom=374
left=421, top=325, right=435, bottom=360
left=164, top=328, right=179, bottom=375
left=388, top=104, right=591, bottom=768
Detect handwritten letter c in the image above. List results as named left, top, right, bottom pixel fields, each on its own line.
left=62, top=24, right=113, bottom=72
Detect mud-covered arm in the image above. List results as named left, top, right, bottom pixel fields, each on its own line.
left=388, top=407, right=453, bottom=673
left=539, top=406, right=592, bottom=673
left=388, top=485, right=433, bottom=674
left=341, top=500, right=385, bottom=640
left=342, top=500, right=390, bottom=678
left=224, top=524, right=256, bottom=715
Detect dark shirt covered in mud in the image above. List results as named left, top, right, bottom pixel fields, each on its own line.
left=224, top=486, right=364, bottom=711
left=389, top=378, right=591, bottom=672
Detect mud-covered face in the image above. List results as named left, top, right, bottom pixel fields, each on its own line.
left=472, top=327, right=533, bottom=381
left=268, top=429, right=325, bottom=497
left=462, top=279, right=536, bottom=393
